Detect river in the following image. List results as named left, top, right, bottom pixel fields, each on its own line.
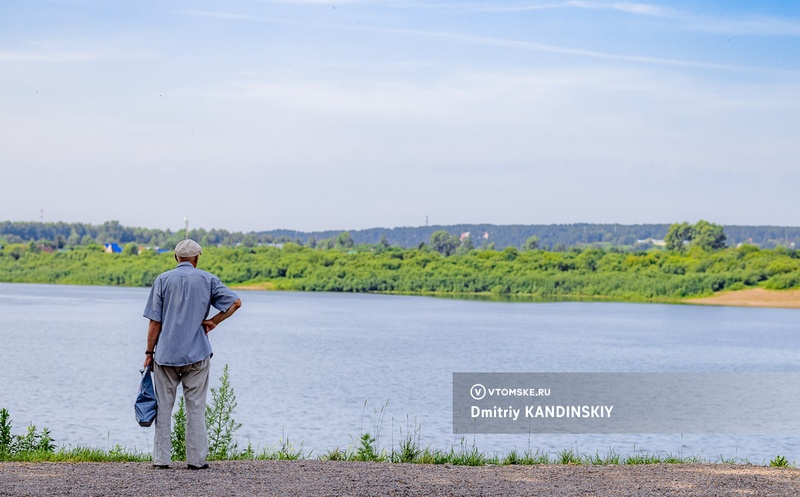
left=1, top=282, right=799, bottom=463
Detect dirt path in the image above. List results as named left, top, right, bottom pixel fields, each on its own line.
left=2, top=461, right=799, bottom=497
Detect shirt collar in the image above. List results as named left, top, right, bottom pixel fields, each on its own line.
left=176, top=261, right=194, bottom=268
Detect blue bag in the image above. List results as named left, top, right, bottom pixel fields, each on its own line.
left=135, top=365, right=157, bottom=427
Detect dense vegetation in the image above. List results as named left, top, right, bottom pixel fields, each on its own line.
left=2, top=223, right=800, bottom=301
left=3, top=220, right=800, bottom=250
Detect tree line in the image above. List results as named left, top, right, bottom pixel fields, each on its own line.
left=3, top=221, right=800, bottom=300
left=3, top=220, right=800, bottom=251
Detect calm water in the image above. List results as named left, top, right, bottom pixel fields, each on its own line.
left=2, top=282, right=800, bottom=462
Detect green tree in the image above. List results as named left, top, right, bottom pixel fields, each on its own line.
left=692, top=220, right=726, bottom=251
left=456, top=236, right=474, bottom=255
left=430, top=231, right=458, bottom=256
left=501, top=246, right=518, bottom=261
left=122, top=243, right=139, bottom=256
left=336, top=232, right=355, bottom=250
left=67, top=229, right=81, bottom=246
left=241, top=234, right=257, bottom=248
left=524, top=236, right=540, bottom=251
left=666, top=221, right=726, bottom=252
left=97, top=220, right=128, bottom=244
left=665, top=222, right=692, bottom=253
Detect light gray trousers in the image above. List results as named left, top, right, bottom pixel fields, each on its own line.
left=153, top=357, right=210, bottom=467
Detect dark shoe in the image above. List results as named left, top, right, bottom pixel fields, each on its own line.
left=152, top=464, right=170, bottom=469
left=187, top=463, right=210, bottom=470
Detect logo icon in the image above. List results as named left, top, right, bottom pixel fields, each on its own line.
left=470, top=383, right=486, bottom=400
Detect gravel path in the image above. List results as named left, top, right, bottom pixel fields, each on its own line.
left=2, top=461, right=799, bottom=497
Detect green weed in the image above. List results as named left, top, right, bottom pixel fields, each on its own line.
left=393, top=417, right=423, bottom=463
left=0, top=408, right=55, bottom=458
left=770, top=455, right=790, bottom=468
left=170, top=364, right=243, bottom=461
left=170, top=396, right=186, bottom=460
left=556, top=448, right=582, bottom=465
left=206, top=364, right=243, bottom=459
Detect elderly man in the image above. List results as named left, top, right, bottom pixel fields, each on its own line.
left=143, top=239, right=242, bottom=470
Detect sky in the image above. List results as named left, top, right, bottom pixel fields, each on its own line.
left=1, top=1, right=799, bottom=233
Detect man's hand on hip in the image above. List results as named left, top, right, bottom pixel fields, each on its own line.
left=202, top=320, right=217, bottom=334
left=202, top=299, right=242, bottom=335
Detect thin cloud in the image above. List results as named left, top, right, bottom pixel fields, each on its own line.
left=456, top=1, right=671, bottom=16
left=368, top=27, right=793, bottom=75
left=452, top=2, right=570, bottom=13
left=567, top=1, right=672, bottom=17
left=570, top=2, right=800, bottom=36
left=380, top=2, right=800, bottom=37
left=686, top=15, right=800, bottom=37
left=173, top=10, right=265, bottom=21
left=0, top=51, right=100, bottom=63
left=265, top=0, right=364, bottom=4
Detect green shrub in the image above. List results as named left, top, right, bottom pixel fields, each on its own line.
left=770, top=455, right=790, bottom=468
left=0, top=408, right=55, bottom=459
left=171, top=364, right=242, bottom=461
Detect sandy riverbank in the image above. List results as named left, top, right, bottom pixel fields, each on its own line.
left=684, top=288, right=800, bottom=309
left=2, top=460, right=799, bottom=497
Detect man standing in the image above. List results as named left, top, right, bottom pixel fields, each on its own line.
left=143, top=239, right=242, bottom=470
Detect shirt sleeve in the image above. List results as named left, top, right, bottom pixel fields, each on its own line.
left=143, top=277, right=163, bottom=322
left=210, top=276, right=239, bottom=313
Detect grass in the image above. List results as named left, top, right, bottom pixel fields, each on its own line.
left=2, top=404, right=795, bottom=467
left=0, top=446, right=151, bottom=463
left=0, top=434, right=791, bottom=467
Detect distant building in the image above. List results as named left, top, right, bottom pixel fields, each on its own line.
left=636, top=239, right=666, bottom=247
left=460, top=232, right=471, bottom=241
left=103, top=243, right=122, bottom=253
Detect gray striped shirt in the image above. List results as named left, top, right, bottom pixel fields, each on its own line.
left=143, top=262, right=239, bottom=366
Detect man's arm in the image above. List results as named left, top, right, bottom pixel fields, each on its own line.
left=143, top=319, right=162, bottom=368
left=201, top=298, right=242, bottom=334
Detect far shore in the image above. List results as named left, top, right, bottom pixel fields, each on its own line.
left=233, top=283, right=800, bottom=309
left=684, top=288, right=800, bottom=309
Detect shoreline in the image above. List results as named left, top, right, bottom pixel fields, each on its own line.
left=4, top=280, right=798, bottom=309
left=233, top=283, right=800, bottom=309
left=683, top=288, right=800, bottom=309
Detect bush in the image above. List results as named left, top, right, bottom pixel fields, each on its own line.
left=171, top=364, right=242, bottom=461
left=0, top=408, right=55, bottom=459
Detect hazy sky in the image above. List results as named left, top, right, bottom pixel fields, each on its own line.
left=2, top=1, right=798, bottom=232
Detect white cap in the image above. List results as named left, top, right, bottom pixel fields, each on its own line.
left=175, top=239, right=202, bottom=258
